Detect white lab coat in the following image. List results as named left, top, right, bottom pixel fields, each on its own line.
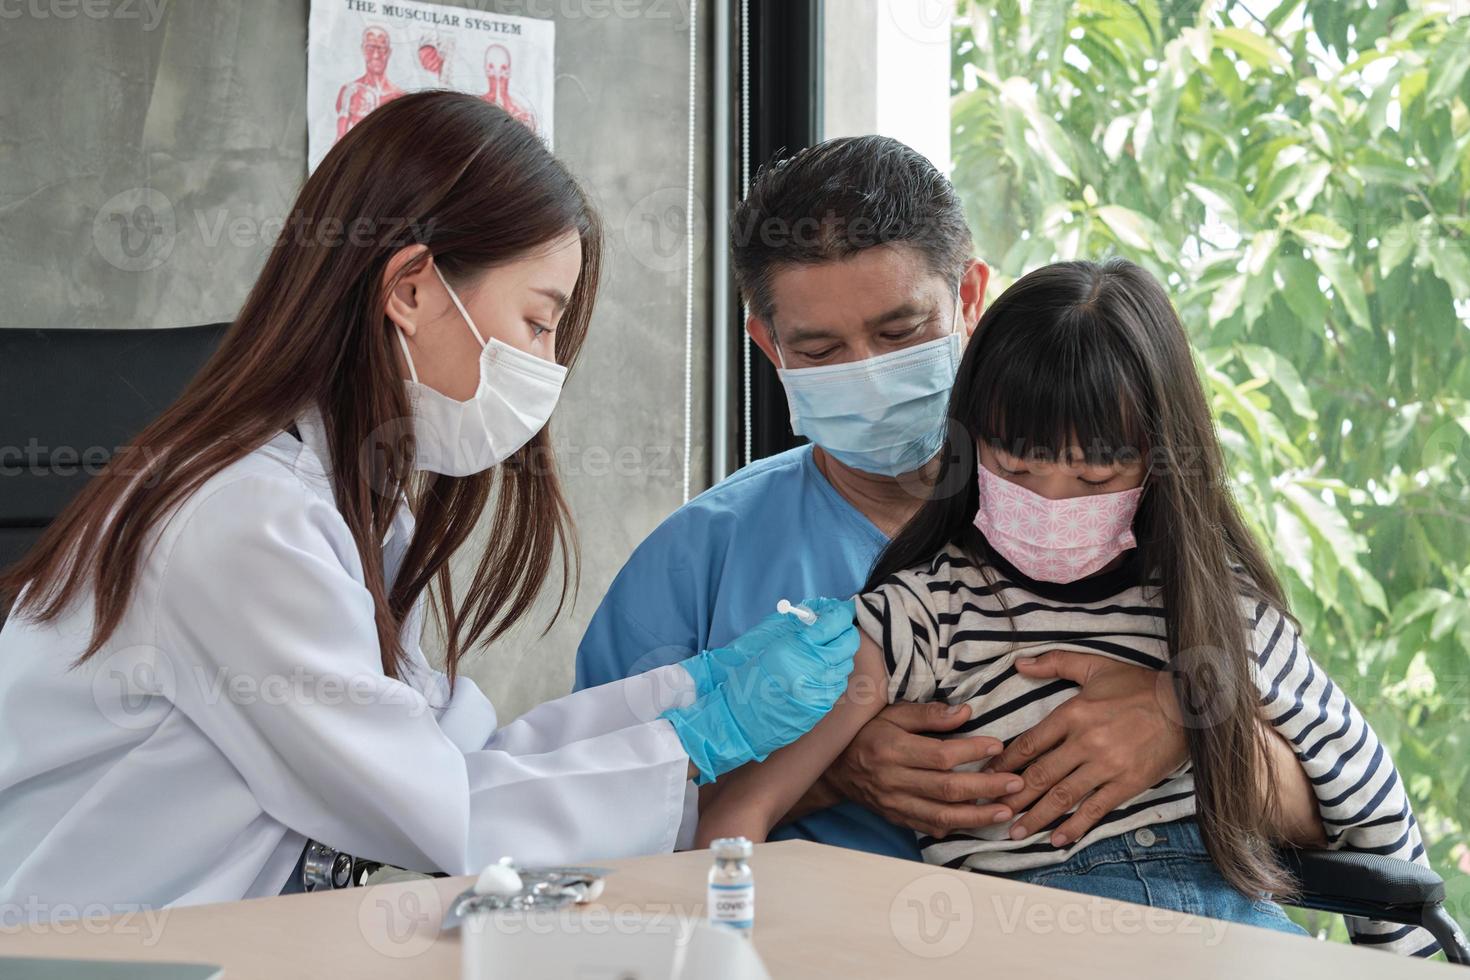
left=0, top=409, right=699, bottom=914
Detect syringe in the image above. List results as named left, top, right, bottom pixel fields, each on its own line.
left=775, top=598, right=818, bottom=626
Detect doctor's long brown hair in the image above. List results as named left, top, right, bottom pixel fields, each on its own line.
left=1, top=92, right=601, bottom=685
left=867, top=259, right=1296, bottom=899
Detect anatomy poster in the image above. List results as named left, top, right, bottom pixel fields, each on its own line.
left=307, top=0, right=554, bottom=170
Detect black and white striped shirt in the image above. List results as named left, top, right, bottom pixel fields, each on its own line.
left=855, top=541, right=1437, bottom=957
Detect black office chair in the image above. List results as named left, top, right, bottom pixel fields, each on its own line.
left=1281, top=846, right=1469, bottom=963
left=0, top=324, right=230, bottom=618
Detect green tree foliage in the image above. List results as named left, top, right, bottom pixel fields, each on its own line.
left=950, top=0, right=1470, bottom=942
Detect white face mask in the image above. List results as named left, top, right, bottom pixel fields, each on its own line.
left=393, top=264, right=568, bottom=476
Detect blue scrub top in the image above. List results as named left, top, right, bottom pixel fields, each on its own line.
left=575, top=444, right=922, bottom=860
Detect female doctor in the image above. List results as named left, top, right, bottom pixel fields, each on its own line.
left=0, top=91, right=857, bottom=912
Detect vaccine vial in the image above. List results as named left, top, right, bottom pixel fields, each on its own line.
left=707, top=837, right=754, bottom=938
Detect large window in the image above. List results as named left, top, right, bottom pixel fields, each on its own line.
left=818, top=0, right=1470, bottom=943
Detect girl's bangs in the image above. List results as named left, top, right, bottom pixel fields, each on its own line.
left=970, top=314, right=1151, bottom=467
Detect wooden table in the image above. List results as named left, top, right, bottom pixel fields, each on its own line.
left=3, top=840, right=1455, bottom=979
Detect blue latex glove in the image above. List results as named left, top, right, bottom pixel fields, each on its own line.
left=679, top=597, right=838, bottom=698
left=663, top=597, right=859, bottom=784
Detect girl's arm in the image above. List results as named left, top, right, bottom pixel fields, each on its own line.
left=1258, top=719, right=1327, bottom=847
left=1250, top=602, right=1435, bottom=955
left=695, top=631, right=891, bottom=847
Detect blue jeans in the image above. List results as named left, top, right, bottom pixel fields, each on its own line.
left=1001, top=819, right=1306, bottom=935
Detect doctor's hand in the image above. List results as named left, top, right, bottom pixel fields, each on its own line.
left=990, top=651, right=1188, bottom=848
left=820, top=703, right=1017, bottom=838
left=664, top=597, right=859, bottom=784
left=680, top=597, right=847, bottom=698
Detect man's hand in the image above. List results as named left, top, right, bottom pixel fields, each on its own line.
left=991, top=651, right=1188, bottom=847
left=823, top=702, right=1021, bottom=839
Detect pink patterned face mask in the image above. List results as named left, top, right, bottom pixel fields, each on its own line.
left=972, top=458, right=1144, bottom=583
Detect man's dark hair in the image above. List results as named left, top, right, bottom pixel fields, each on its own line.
left=731, top=135, right=973, bottom=323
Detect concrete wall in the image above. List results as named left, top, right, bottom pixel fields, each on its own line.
left=822, top=0, right=880, bottom=139
left=824, top=0, right=951, bottom=173
left=0, top=0, right=709, bottom=719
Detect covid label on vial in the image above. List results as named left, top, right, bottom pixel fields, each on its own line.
left=708, top=882, right=754, bottom=930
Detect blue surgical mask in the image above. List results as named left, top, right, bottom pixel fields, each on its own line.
left=775, top=307, right=963, bottom=477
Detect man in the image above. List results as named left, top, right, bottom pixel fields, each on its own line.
left=577, top=136, right=1188, bottom=857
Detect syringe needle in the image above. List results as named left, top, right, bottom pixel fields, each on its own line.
left=776, top=599, right=818, bottom=626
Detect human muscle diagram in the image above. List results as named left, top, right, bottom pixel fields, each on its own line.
left=308, top=0, right=554, bottom=170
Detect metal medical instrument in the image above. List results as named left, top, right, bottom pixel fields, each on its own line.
left=441, top=856, right=613, bottom=930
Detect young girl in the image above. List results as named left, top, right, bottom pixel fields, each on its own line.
left=697, top=259, right=1436, bottom=956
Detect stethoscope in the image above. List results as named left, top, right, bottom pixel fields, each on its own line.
left=299, top=839, right=393, bottom=891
